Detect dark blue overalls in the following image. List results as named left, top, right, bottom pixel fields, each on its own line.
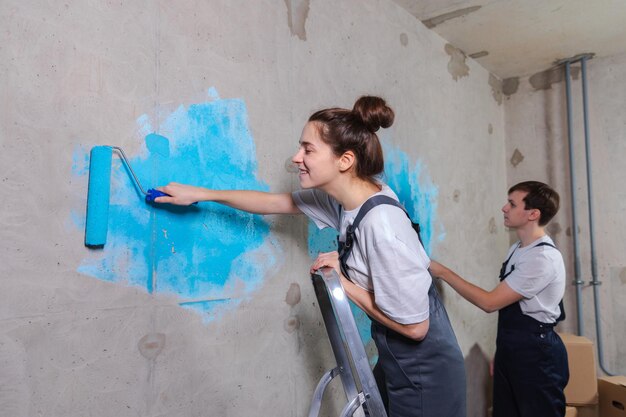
left=494, top=242, right=569, bottom=417
left=339, top=196, right=466, bottom=417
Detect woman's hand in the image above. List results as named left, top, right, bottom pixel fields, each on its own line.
left=154, top=182, right=205, bottom=205
left=310, top=251, right=341, bottom=276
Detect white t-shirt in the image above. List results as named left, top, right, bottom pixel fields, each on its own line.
left=292, top=184, right=431, bottom=324
left=502, top=235, right=566, bottom=323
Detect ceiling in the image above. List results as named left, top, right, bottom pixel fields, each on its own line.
left=391, top=0, right=626, bottom=79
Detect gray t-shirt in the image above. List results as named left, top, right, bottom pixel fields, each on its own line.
left=502, top=235, right=566, bottom=323
left=292, top=184, right=431, bottom=324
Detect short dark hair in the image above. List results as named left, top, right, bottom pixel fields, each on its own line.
left=308, top=96, right=394, bottom=184
left=508, top=181, right=560, bottom=226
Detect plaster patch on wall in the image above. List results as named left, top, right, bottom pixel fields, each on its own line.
left=285, top=283, right=301, bottom=306
left=488, top=74, right=503, bottom=105
left=488, top=124, right=493, bottom=135
left=469, top=51, right=489, bottom=59
left=488, top=217, right=497, bottom=234
left=138, top=333, right=166, bottom=360
left=400, top=32, right=408, bottom=47
left=423, top=6, right=482, bottom=29
left=445, top=44, right=469, bottom=81
left=502, top=77, right=520, bottom=96
left=71, top=93, right=281, bottom=322
left=547, top=221, right=562, bottom=236
left=453, top=189, right=461, bottom=202
left=284, top=0, right=310, bottom=41
left=529, top=68, right=562, bottom=90
left=510, top=148, right=524, bottom=167
left=529, top=66, right=580, bottom=91
left=612, top=267, right=626, bottom=285
left=284, top=315, right=300, bottom=333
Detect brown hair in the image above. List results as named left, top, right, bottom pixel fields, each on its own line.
left=308, top=96, right=394, bottom=183
left=508, top=181, right=560, bottom=226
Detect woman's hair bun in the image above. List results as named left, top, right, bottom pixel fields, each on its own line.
left=352, top=96, right=395, bottom=133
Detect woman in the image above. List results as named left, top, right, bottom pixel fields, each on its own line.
left=155, top=96, right=466, bottom=417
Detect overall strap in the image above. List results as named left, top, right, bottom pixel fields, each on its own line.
left=534, top=241, right=565, bottom=322
left=499, top=240, right=565, bottom=322
left=350, top=195, right=406, bottom=230
left=499, top=241, right=557, bottom=281
left=534, top=241, right=556, bottom=249
left=338, top=195, right=422, bottom=278
left=499, top=243, right=521, bottom=281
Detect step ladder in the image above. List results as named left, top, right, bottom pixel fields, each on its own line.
left=308, top=268, right=388, bottom=417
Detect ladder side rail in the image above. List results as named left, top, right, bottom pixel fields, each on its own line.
left=312, top=273, right=362, bottom=409
left=316, top=269, right=388, bottom=417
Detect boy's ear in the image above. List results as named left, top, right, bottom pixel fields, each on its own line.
left=528, top=208, right=541, bottom=222
left=338, top=151, right=355, bottom=172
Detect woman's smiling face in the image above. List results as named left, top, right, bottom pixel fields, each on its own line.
left=291, top=122, right=341, bottom=190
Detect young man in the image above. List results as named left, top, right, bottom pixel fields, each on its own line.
left=430, top=181, right=569, bottom=417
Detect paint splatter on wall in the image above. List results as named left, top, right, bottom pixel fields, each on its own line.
left=382, top=142, right=440, bottom=255
left=306, top=140, right=442, bottom=360
left=72, top=91, right=280, bottom=321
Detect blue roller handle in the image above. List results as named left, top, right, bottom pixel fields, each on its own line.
left=146, top=188, right=168, bottom=203
left=146, top=188, right=197, bottom=205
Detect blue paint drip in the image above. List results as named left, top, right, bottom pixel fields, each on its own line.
left=74, top=95, right=280, bottom=321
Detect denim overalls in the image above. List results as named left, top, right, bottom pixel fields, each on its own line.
left=494, top=242, right=569, bottom=417
left=339, top=196, right=466, bottom=417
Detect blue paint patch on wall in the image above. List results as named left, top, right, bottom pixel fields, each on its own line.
left=307, top=222, right=337, bottom=258
left=72, top=145, right=90, bottom=176
left=72, top=93, right=281, bottom=322
left=382, top=142, right=440, bottom=256
left=304, top=140, right=441, bottom=364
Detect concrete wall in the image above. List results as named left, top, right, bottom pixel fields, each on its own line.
left=0, top=1, right=508, bottom=416
left=503, top=52, right=626, bottom=376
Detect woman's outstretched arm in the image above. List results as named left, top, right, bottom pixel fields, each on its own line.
left=155, top=182, right=302, bottom=215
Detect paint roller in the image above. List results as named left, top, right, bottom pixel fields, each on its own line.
left=84, top=145, right=169, bottom=248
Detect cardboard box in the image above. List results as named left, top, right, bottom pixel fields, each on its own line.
left=489, top=405, right=578, bottom=416
left=566, top=406, right=578, bottom=416
left=559, top=333, right=599, bottom=405
left=574, top=404, right=599, bottom=417
left=599, top=376, right=626, bottom=417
